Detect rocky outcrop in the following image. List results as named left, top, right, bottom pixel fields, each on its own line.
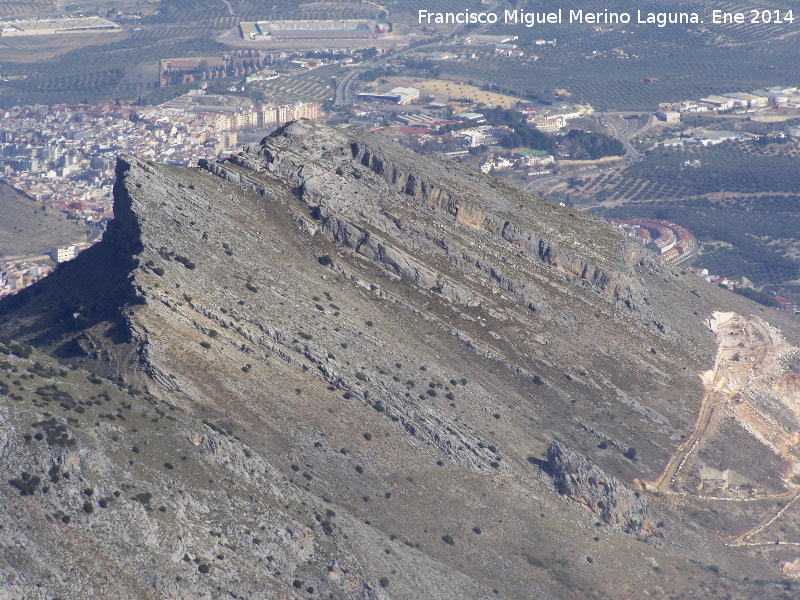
left=350, top=137, right=643, bottom=308
left=548, top=441, right=656, bottom=537
left=104, top=155, right=146, bottom=259
left=203, top=122, right=646, bottom=316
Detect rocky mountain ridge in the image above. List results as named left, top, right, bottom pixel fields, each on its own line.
left=2, top=120, right=800, bottom=599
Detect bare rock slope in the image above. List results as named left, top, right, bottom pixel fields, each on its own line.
left=2, top=120, right=800, bottom=599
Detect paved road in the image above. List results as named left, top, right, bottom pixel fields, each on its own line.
left=524, top=112, right=653, bottom=194
left=673, top=237, right=699, bottom=265
left=335, top=36, right=455, bottom=107
left=335, top=69, right=361, bottom=107
left=604, top=115, right=647, bottom=162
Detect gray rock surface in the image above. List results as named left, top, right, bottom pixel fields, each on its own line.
left=1, top=121, right=800, bottom=599
left=548, top=440, right=656, bottom=536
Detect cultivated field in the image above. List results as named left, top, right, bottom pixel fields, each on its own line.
left=248, top=64, right=342, bottom=105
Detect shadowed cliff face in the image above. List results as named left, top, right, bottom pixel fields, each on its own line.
left=3, top=122, right=800, bottom=600
left=0, top=157, right=145, bottom=371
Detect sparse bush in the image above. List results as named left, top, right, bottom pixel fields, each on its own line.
left=473, top=526, right=482, bottom=534
left=134, top=492, right=152, bottom=505
left=363, top=432, right=372, bottom=441
left=48, top=464, right=61, bottom=484
left=318, top=255, right=332, bottom=266
left=245, top=283, right=258, bottom=293
left=174, top=255, right=195, bottom=270
left=624, top=447, right=638, bottom=461
left=208, top=329, right=218, bottom=338
left=83, top=501, right=94, bottom=514
left=153, top=267, right=165, bottom=277
left=355, top=372, right=366, bottom=381
left=379, top=577, right=390, bottom=588
left=441, top=534, right=455, bottom=546
left=163, top=462, right=174, bottom=470
left=9, top=472, right=40, bottom=496
left=355, top=465, right=364, bottom=474
left=198, top=564, right=210, bottom=574
left=200, top=341, right=211, bottom=349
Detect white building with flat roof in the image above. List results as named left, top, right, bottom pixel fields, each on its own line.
left=357, top=87, right=419, bottom=105
left=51, top=244, right=77, bottom=263
left=656, top=111, right=681, bottom=123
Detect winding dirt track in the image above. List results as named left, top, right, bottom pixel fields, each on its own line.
left=648, top=313, right=800, bottom=547
left=653, top=391, right=716, bottom=493
left=651, top=315, right=774, bottom=494
left=731, top=488, right=800, bottom=545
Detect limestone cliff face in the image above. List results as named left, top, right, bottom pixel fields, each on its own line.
left=217, top=124, right=647, bottom=312
left=548, top=441, right=656, bottom=537
left=351, top=138, right=643, bottom=305
left=104, top=156, right=145, bottom=259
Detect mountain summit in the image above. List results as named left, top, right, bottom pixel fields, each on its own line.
left=2, top=120, right=800, bottom=599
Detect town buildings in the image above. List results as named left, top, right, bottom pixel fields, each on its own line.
left=0, top=99, right=320, bottom=226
